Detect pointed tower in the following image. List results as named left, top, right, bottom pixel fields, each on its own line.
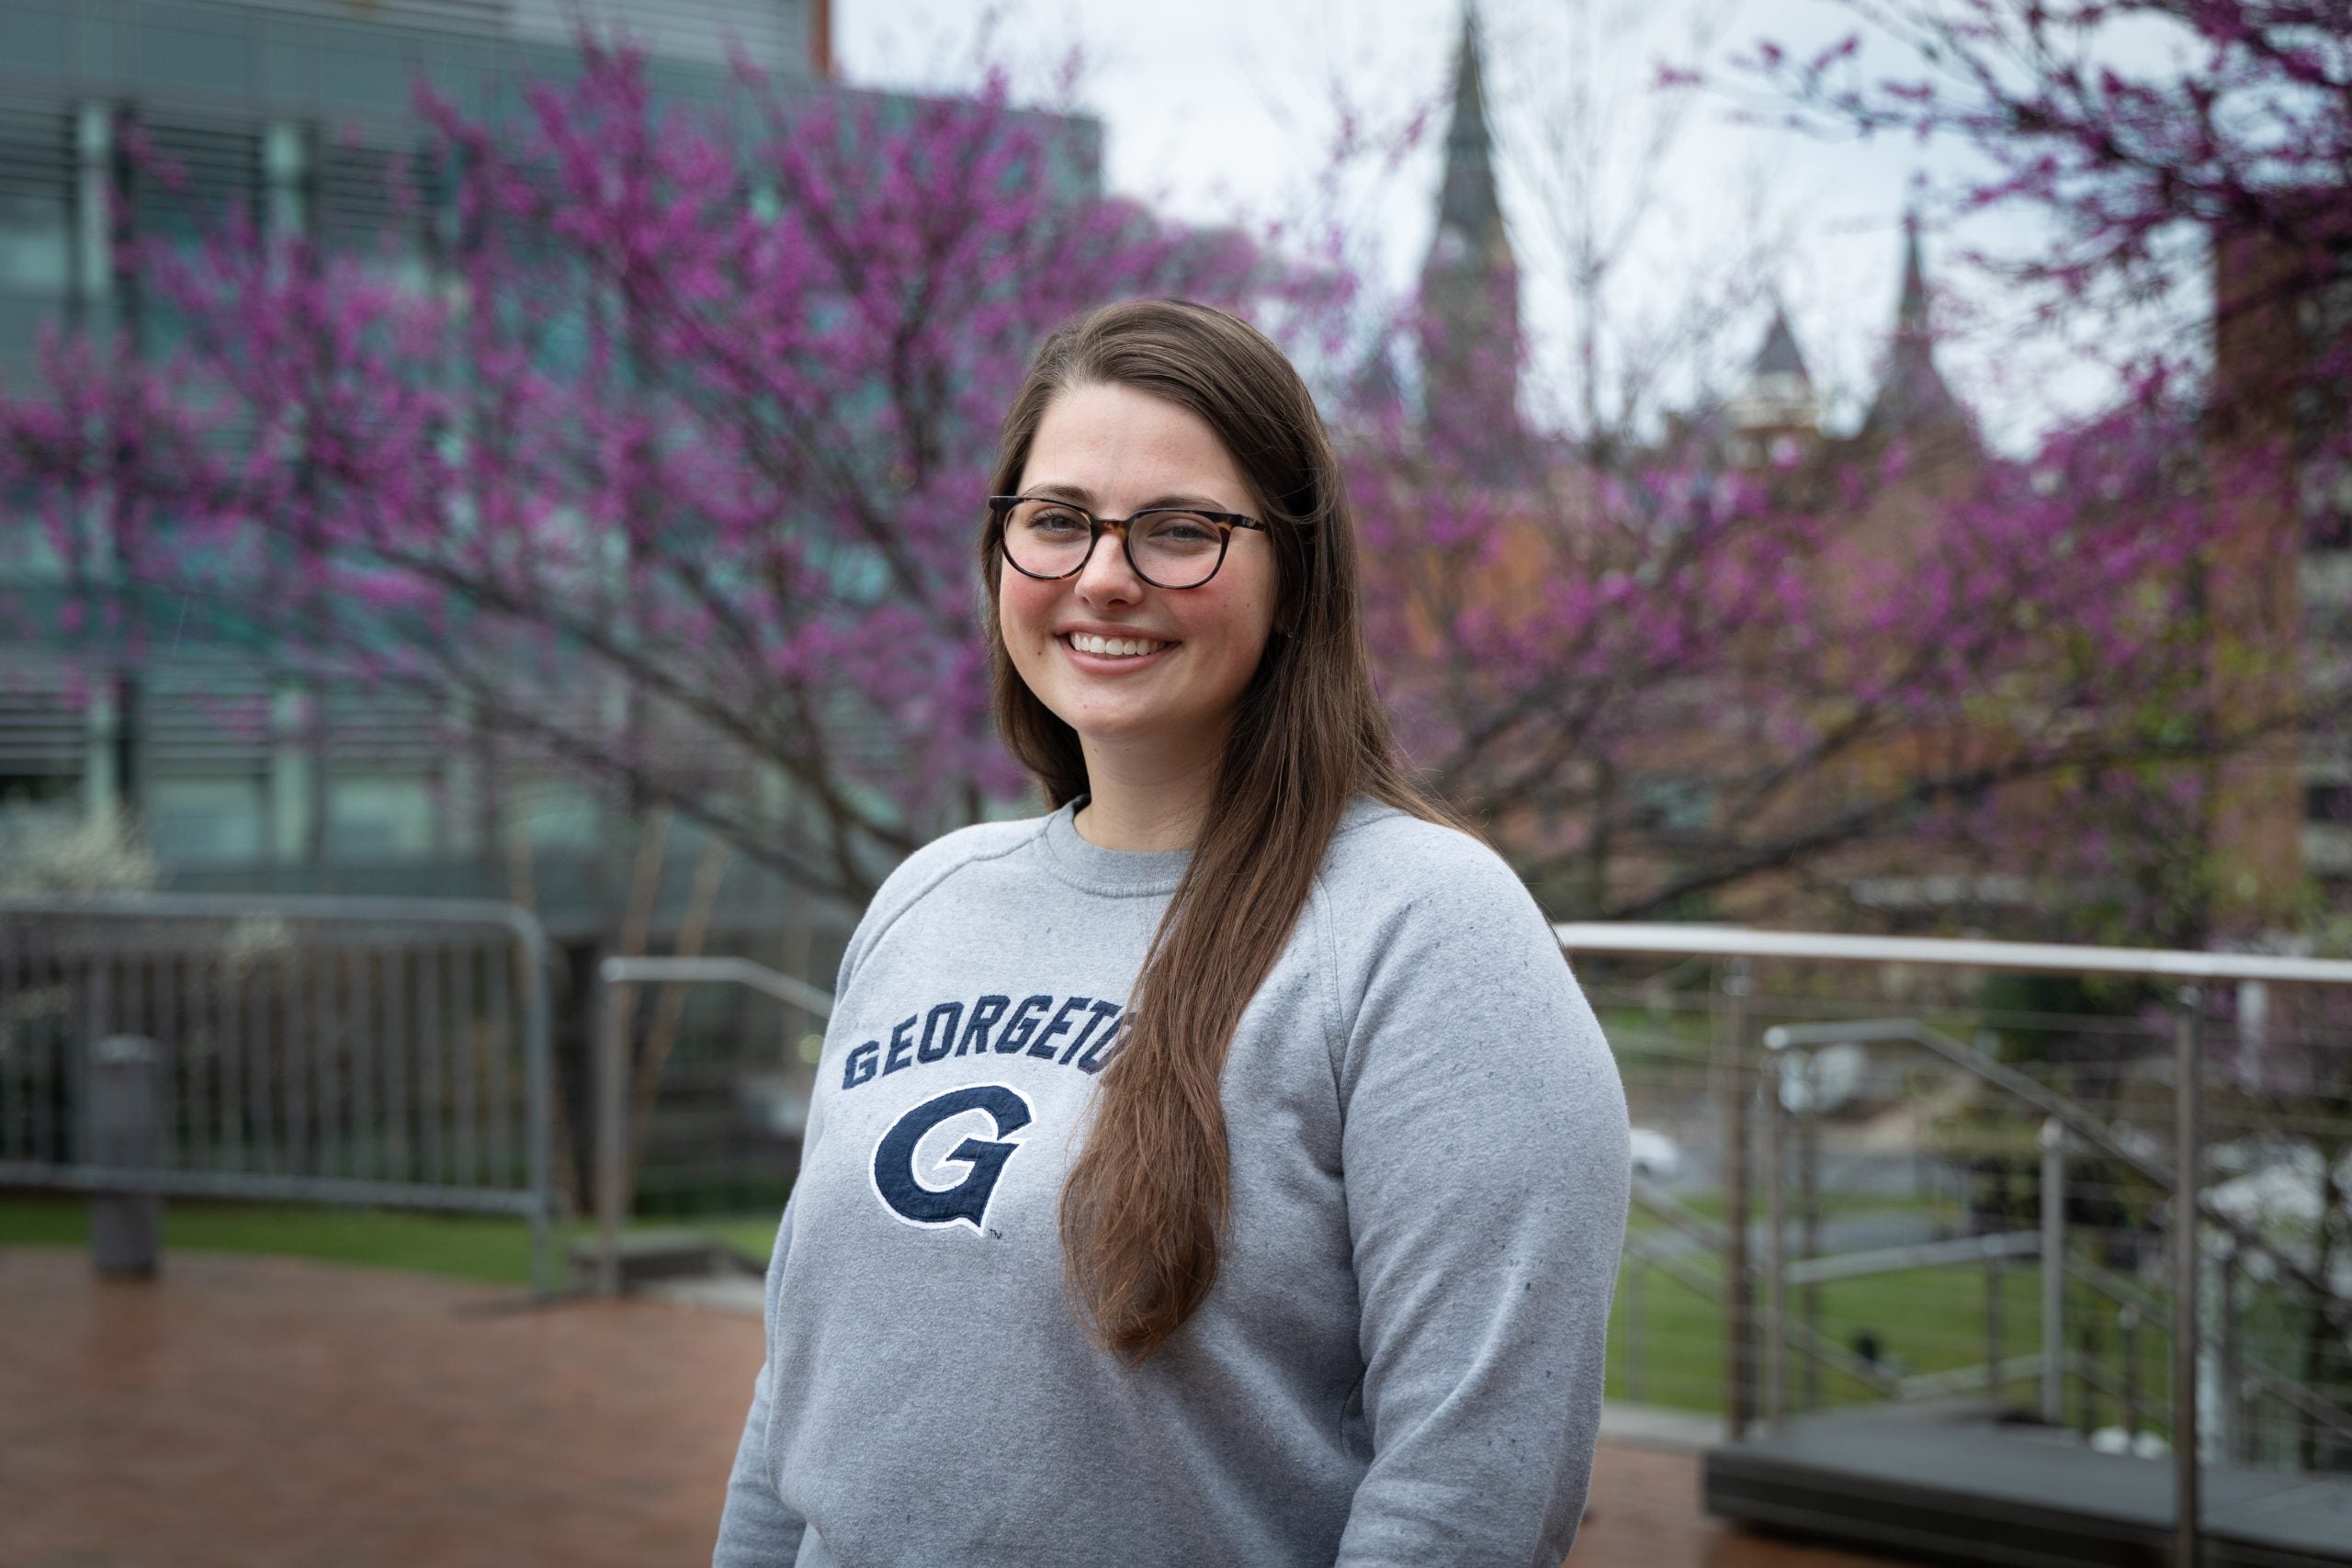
left=1418, top=4, right=1521, bottom=465
left=1344, top=334, right=1409, bottom=429
left=1730, top=300, right=1821, bottom=466
left=1861, top=215, right=1973, bottom=452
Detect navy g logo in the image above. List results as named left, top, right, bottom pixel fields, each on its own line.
left=870, top=1084, right=1033, bottom=1232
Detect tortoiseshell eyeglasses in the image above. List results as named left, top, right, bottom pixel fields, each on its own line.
left=989, top=494, right=1269, bottom=590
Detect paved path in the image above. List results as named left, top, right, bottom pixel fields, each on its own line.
left=0, top=1246, right=1904, bottom=1568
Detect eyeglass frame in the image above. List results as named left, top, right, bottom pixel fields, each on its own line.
left=987, top=493, right=1270, bottom=590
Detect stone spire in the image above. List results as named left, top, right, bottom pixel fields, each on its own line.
left=1344, top=334, right=1408, bottom=426
left=1752, top=305, right=1810, bottom=384
left=1418, top=3, right=1521, bottom=463
left=1861, top=214, right=1972, bottom=449
left=1730, top=300, right=1821, bottom=466
left=1433, top=5, right=1507, bottom=259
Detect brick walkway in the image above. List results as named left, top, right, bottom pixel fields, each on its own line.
left=0, top=1246, right=1904, bottom=1568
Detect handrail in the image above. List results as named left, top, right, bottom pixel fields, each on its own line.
left=600, top=954, right=834, bottom=1018
left=1759, top=1017, right=2352, bottom=1348
left=1764, top=1019, right=2143, bottom=1177
left=1623, top=1226, right=1904, bottom=1398
left=3, top=890, right=542, bottom=942
left=2063, top=1257, right=2352, bottom=1447
left=1555, top=922, right=2352, bottom=986
left=1781, top=1229, right=2041, bottom=1288
left=1631, top=1173, right=1728, bottom=1251
left=593, top=953, right=831, bottom=1297
left=1899, top=1352, right=2050, bottom=1404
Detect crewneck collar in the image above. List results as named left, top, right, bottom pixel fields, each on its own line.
left=1035, top=792, right=1405, bottom=898
left=1039, top=795, right=1191, bottom=897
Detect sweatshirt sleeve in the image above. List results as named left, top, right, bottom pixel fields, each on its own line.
left=1329, top=832, right=1631, bottom=1568
left=711, top=1193, right=808, bottom=1567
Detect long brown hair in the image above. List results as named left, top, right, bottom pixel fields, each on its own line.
left=977, top=298, right=1465, bottom=1360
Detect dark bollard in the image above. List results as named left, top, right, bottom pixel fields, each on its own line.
left=88, top=1033, right=164, bottom=1278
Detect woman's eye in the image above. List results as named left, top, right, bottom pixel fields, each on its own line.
left=1030, top=510, right=1088, bottom=534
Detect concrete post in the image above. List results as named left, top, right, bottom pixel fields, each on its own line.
left=1625, top=1256, right=1647, bottom=1404
left=2172, top=987, right=2203, bottom=1568
left=2040, top=1117, right=2066, bottom=1426
left=1985, top=1245, right=2004, bottom=1410
left=596, top=973, right=628, bottom=1296
left=1762, top=1037, right=1789, bottom=1427
left=1719, top=959, right=1754, bottom=1439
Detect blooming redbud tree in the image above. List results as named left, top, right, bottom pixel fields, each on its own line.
left=0, top=39, right=1281, bottom=905
left=1760, top=0, right=2348, bottom=939
left=1382, top=0, right=2352, bottom=935
left=1342, top=356, right=2306, bottom=932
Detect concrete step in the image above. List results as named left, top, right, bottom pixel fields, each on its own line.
left=565, top=1229, right=763, bottom=1291
left=1705, top=1405, right=2352, bottom=1567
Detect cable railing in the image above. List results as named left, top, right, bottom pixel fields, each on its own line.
left=1556, top=922, right=2352, bottom=1568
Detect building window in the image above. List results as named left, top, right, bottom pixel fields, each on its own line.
left=150, top=774, right=266, bottom=862
left=0, top=104, right=73, bottom=388
left=0, top=164, right=71, bottom=292
left=327, top=773, right=435, bottom=858
left=516, top=778, right=603, bottom=853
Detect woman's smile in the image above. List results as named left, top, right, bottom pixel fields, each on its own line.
left=1057, top=624, right=1179, bottom=667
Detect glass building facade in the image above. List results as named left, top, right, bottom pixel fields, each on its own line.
left=0, top=0, right=1097, bottom=904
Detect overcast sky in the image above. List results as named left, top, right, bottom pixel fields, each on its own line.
left=832, top=0, right=2142, bottom=451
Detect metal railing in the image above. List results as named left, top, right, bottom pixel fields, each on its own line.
left=593, top=953, right=832, bottom=1296
left=1555, top=922, right=2352, bottom=1568
left=0, top=893, right=559, bottom=1292
left=1759, top=1015, right=2352, bottom=1436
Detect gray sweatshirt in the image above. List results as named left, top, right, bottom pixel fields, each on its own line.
left=713, top=795, right=1630, bottom=1568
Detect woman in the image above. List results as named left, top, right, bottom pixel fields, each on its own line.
left=714, top=299, right=1629, bottom=1568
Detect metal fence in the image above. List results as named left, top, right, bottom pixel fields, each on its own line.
left=0, top=893, right=559, bottom=1291
left=1558, top=923, right=2352, bottom=1568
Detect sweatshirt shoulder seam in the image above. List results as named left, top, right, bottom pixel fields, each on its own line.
left=843, top=818, right=1050, bottom=995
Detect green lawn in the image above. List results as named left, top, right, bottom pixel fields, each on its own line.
left=1609, top=1247, right=2172, bottom=1427
left=1626, top=1188, right=1951, bottom=1235
left=0, top=1196, right=785, bottom=1288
